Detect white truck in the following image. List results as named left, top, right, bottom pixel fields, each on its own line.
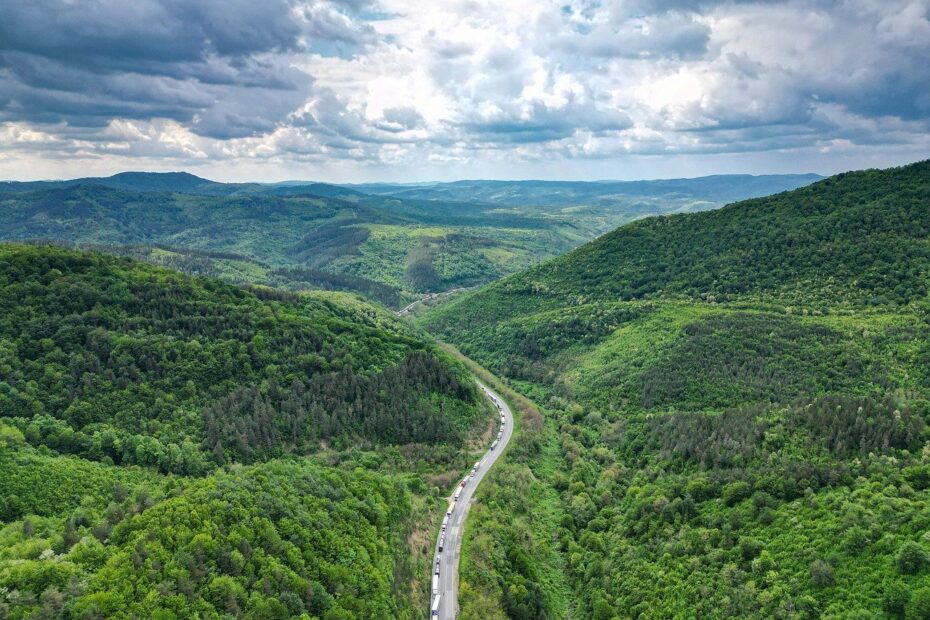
left=432, top=573, right=439, bottom=597
left=431, top=594, right=441, bottom=617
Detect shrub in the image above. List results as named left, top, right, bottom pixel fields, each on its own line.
left=722, top=481, right=752, bottom=506
left=908, top=587, right=930, bottom=620
left=897, top=541, right=928, bottom=575
left=884, top=581, right=911, bottom=618
left=810, top=559, right=835, bottom=587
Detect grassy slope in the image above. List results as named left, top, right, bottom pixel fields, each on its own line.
left=420, top=160, right=930, bottom=619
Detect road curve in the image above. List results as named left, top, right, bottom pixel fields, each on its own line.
left=431, top=380, right=514, bottom=619
left=397, top=288, right=470, bottom=317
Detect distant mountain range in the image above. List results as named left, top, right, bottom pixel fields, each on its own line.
left=0, top=170, right=823, bottom=306
left=351, top=173, right=823, bottom=206
left=2, top=170, right=821, bottom=204
left=0, top=171, right=362, bottom=198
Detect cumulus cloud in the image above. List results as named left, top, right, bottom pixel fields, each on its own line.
left=0, top=0, right=928, bottom=180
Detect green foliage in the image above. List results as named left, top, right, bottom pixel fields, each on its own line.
left=0, top=458, right=416, bottom=619
left=422, top=160, right=930, bottom=618
left=898, top=542, right=929, bottom=575
left=0, top=244, right=481, bottom=472
left=909, top=588, right=930, bottom=620
left=885, top=581, right=912, bottom=617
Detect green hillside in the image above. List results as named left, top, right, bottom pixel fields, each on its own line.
left=0, top=244, right=484, bottom=470
left=0, top=183, right=589, bottom=305
left=0, top=243, right=493, bottom=619
left=421, top=161, right=930, bottom=619
left=0, top=439, right=420, bottom=619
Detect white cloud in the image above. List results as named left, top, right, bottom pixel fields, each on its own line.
left=0, top=0, right=928, bottom=180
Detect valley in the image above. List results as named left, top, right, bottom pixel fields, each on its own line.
left=0, top=172, right=817, bottom=309
left=0, top=160, right=927, bottom=620
left=3, top=2, right=927, bottom=618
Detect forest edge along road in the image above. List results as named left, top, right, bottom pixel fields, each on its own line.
left=431, top=380, right=514, bottom=618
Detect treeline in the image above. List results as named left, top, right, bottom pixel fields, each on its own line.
left=271, top=266, right=404, bottom=308
left=204, top=352, right=475, bottom=462
left=648, top=395, right=926, bottom=475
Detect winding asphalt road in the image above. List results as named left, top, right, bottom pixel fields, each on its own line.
left=431, top=380, right=514, bottom=618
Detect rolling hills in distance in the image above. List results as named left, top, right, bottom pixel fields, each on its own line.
left=0, top=171, right=819, bottom=308
left=420, top=160, right=930, bottom=619
left=1, top=160, right=928, bottom=619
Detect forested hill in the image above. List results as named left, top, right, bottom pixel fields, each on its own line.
left=481, top=159, right=930, bottom=309
left=0, top=243, right=487, bottom=619
left=1, top=171, right=233, bottom=195
left=0, top=170, right=822, bottom=307
left=0, top=243, right=482, bottom=473
left=423, top=160, right=930, bottom=619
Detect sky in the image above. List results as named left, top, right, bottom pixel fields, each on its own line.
left=0, top=0, right=928, bottom=182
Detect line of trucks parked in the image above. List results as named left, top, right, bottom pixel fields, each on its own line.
left=431, top=387, right=507, bottom=617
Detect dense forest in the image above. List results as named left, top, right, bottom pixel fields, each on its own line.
left=423, top=160, right=930, bottom=619
left=0, top=244, right=482, bottom=472
left=0, top=244, right=491, bottom=618
left=0, top=436, right=418, bottom=619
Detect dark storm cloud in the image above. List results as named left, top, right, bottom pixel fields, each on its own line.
left=0, top=0, right=303, bottom=71
left=0, top=0, right=369, bottom=138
